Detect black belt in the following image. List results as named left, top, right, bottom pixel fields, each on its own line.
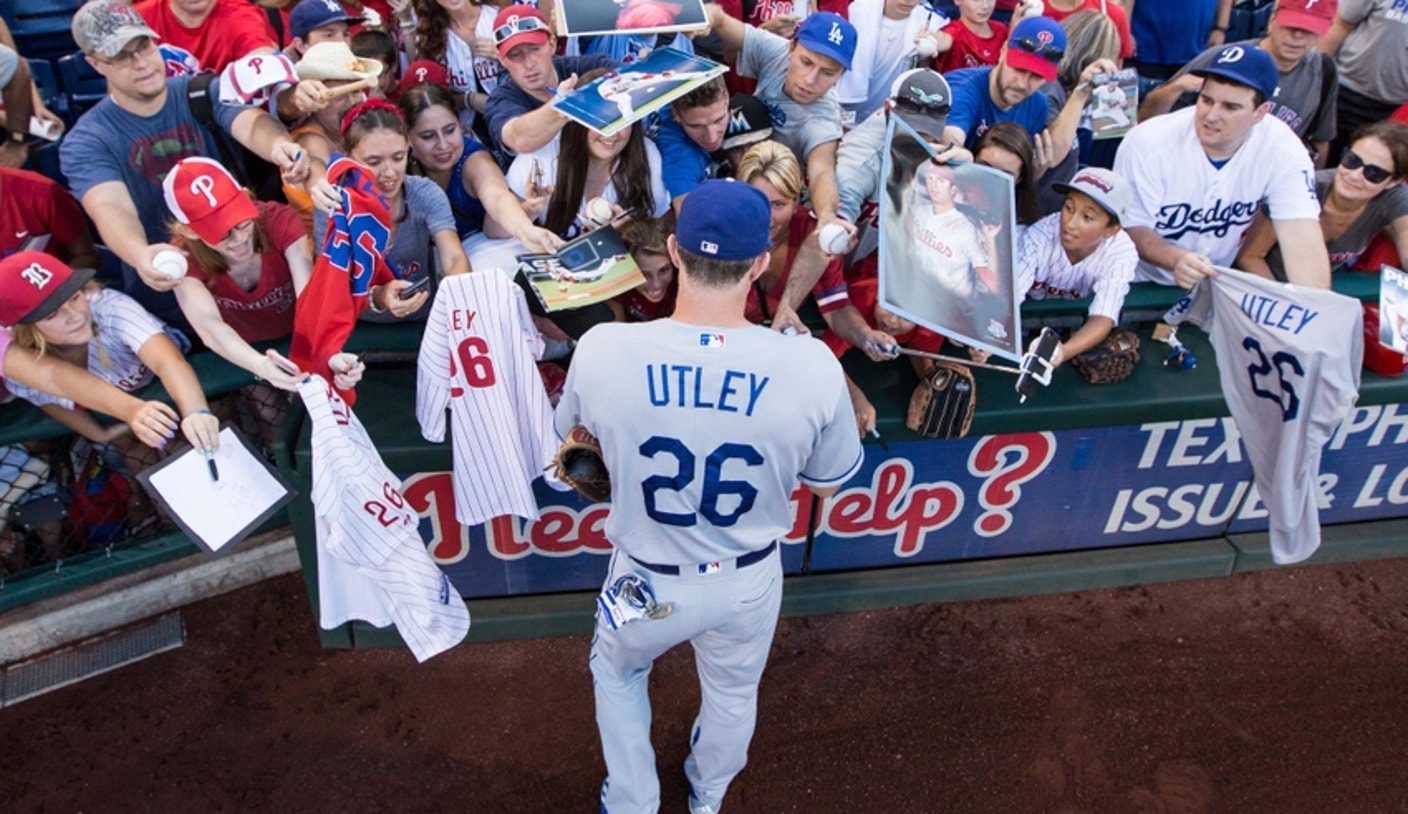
left=630, top=541, right=777, bottom=576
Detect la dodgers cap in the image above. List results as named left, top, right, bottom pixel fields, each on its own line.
left=677, top=179, right=773, bottom=260
left=1276, top=0, right=1337, bottom=36
left=1191, top=44, right=1280, bottom=101
left=1052, top=167, right=1133, bottom=223
left=720, top=94, right=774, bottom=151
left=890, top=69, right=951, bottom=139
left=794, top=12, right=857, bottom=72
left=72, top=0, right=160, bottom=58
left=493, top=5, right=552, bottom=58
left=1005, top=17, right=1066, bottom=84
left=289, top=0, right=364, bottom=40
left=163, top=157, right=260, bottom=245
left=0, top=251, right=95, bottom=326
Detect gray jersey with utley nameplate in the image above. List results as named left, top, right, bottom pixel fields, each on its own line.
left=555, top=320, right=863, bottom=565
left=1166, top=266, right=1362, bottom=564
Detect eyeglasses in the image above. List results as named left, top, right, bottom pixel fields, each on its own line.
left=97, top=37, right=157, bottom=67
left=493, top=15, right=549, bottom=45
left=1341, top=150, right=1393, bottom=184
left=1012, top=36, right=1065, bottom=62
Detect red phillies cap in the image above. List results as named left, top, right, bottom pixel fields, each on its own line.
left=0, top=251, right=95, bottom=325
left=397, top=59, right=450, bottom=96
left=493, top=5, right=551, bottom=58
left=161, top=157, right=260, bottom=245
left=1275, top=0, right=1337, bottom=36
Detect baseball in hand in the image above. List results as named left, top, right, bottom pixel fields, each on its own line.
left=153, top=250, right=188, bottom=280
left=586, top=197, right=614, bottom=226
left=915, top=36, right=938, bottom=58
left=818, top=223, right=850, bottom=255
left=1022, top=0, right=1044, bottom=16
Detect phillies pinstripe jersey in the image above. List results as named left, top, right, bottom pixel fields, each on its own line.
left=1016, top=212, right=1138, bottom=321
left=1166, top=267, right=1363, bottom=565
left=417, top=273, right=558, bottom=526
left=300, top=376, right=469, bottom=662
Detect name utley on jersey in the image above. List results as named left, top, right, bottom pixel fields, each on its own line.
left=1167, top=267, right=1363, bottom=565
left=556, top=321, right=863, bottom=565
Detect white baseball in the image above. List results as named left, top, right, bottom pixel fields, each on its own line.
left=1022, top=0, right=1044, bottom=16
left=818, top=223, right=850, bottom=255
left=586, top=197, right=614, bottom=225
left=915, top=36, right=938, bottom=58
left=153, top=250, right=188, bottom=281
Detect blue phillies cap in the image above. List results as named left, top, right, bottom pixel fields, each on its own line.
left=677, top=179, right=773, bottom=260
left=290, top=0, right=363, bottom=40
left=794, top=12, right=857, bottom=71
left=1005, top=16, right=1067, bottom=83
left=1191, top=44, right=1280, bottom=101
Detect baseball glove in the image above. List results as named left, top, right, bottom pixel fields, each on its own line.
left=549, top=426, right=611, bottom=503
left=905, top=360, right=976, bottom=439
left=1070, top=328, right=1140, bottom=384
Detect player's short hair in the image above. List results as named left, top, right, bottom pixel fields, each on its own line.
left=734, top=141, right=802, bottom=202
left=1348, top=120, right=1408, bottom=182
left=1203, top=75, right=1267, bottom=108
left=675, top=246, right=758, bottom=288
left=1057, top=10, right=1119, bottom=91
left=673, top=75, right=728, bottom=112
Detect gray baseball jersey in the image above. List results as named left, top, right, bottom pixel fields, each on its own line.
left=1166, top=267, right=1363, bottom=565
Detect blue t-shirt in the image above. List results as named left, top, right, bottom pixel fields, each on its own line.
left=945, top=67, right=1050, bottom=148
left=483, top=54, right=617, bottom=155
left=653, top=112, right=713, bottom=201
left=1130, top=0, right=1220, bottom=65
left=447, top=135, right=490, bottom=239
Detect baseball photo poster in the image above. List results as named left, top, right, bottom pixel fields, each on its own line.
left=551, top=48, right=726, bottom=136
left=1089, top=68, right=1138, bottom=140
left=554, top=0, right=709, bottom=37
left=518, top=225, right=644, bottom=311
left=1379, top=266, right=1408, bottom=353
left=878, top=117, right=1021, bottom=361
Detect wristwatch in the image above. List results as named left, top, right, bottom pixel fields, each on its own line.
left=8, top=130, right=24, bottom=144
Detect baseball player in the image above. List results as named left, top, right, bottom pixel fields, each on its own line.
left=1016, top=167, right=1139, bottom=366
left=555, top=179, right=863, bottom=814
left=1091, top=80, right=1131, bottom=129
left=1114, top=44, right=1329, bottom=289
left=1165, top=266, right=1363, bottom=564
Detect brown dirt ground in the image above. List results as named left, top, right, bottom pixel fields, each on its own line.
left=4, top=556, right=1408, bottom=814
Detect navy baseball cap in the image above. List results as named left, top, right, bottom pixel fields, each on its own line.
left=1005, top=17, right=1066, bottom=83
left=290, top=0, right=363, bottom=40
left=1191, top=44, right=1280, bottom=101
left=794, top=12, right=857, bottom=71
left=677, top=179, right=773, bottom=260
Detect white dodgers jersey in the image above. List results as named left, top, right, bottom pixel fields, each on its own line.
left=1166, top=268, right=1363, bottom=564
left=417, top=273, right=558, bottom=526
left=300, top=376, right=470, bottom=662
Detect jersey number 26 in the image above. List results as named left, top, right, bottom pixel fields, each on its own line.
left=639, top=436, right=763, bottom=528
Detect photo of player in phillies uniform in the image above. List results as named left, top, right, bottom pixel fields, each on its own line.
left=556, top=0, right=708, bottom=36
left=552, top=48, right=726, bottom=136
left=879, top=117, right=1021, bottom=360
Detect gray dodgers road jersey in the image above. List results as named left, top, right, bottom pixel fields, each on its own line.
left=1166, top=267, right=1363, bottom=565
left=556, top=319, right=863, bottom=565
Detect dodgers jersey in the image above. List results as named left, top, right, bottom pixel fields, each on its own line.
left=300, top=376, right=470, bottom=662
left=417, top=273, right=558, bottom=526
left=555, top=320, right=863, bottom=565
left=1166, top=268, right=1362, bottom=565
left=1115, top=107, right=1321, bottom=285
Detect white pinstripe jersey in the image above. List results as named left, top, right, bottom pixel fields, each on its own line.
left=300, top=376, right=470, bottom=663
left=417, top=273, right=557, bottom=526
left=1016, top=212, right=1138, bottom=321
left=1166, top=267, right=1363, bottom=565
left=910, top=207, right=990, bottom=300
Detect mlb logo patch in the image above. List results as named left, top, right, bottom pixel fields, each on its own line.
left=697, top=561, right=722, bottom=575
left=698, top=332, right=726, bottom=348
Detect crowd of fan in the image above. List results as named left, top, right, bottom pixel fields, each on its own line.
left=0, top=0, right=1406, bottom=574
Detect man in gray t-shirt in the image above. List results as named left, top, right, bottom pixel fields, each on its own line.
left=1141, top=0, right=1339, bottom=165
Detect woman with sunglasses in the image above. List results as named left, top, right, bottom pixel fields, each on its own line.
left=1237, top=120, right=1408, bottom=281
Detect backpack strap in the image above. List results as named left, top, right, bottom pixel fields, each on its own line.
left=185, top=73, right=254, bottom=187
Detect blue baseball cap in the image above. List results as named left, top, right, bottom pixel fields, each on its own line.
left=794, top=12, right=857, bottom=71
left=1005, top=16, right=1067, bottom=83
left=290, top=0, right=363, bottom=40
left=677, top=179, right=773, bottom=260
left=1191, top=44, right=1279, bottom=101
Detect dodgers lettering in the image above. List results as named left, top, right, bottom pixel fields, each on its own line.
left=1238, top=294, right=1319, bottom=334
left=645, top=364, right=769, bottom=416
left=1156, top=198, right=1259, bottom=240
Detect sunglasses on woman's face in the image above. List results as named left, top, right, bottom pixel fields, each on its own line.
left=1341, top=150, right=1393, bottom=184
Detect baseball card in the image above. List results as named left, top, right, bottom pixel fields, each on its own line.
left=551, top=48, right=726, bottom=136
left=1379, top=266, right=1408, bottom=354
left=1088, top=68, right=1138, bottom=140
left=879, top=116, right=1022, bottom=362
left=517, top=225, right=644, bottom=311
left=554, top=0, right=709, bottom=37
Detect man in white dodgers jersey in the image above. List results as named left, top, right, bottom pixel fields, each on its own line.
left=1114, top=43, right=1330, bottom=289
left=555, top=179, right=863, bottom=814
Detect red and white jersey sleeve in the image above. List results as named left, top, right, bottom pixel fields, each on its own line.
left=417, top=273, right=558, bottom=526
left=299, top=375, right=470, bottom=663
